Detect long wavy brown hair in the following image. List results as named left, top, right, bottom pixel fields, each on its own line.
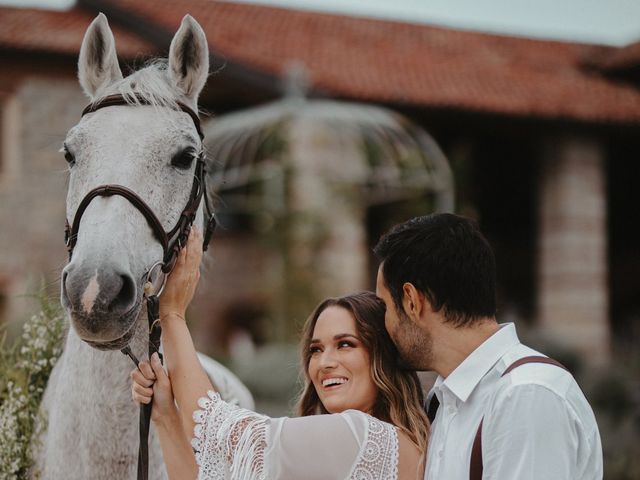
left=295, top=291, right=430, bottom=452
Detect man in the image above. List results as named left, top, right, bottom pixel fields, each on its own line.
left=374, top=213, right=603, bottom=479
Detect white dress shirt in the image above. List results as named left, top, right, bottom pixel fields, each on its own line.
left=425, top=323, right=603, bottom=480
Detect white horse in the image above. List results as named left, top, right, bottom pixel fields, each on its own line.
left=35, top=14, right=253, bottom=479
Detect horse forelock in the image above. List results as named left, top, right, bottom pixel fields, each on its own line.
left=94, top=59, right=185, bottom=112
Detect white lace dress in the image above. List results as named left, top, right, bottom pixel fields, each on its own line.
left=192, top=390, right=399, bottom=479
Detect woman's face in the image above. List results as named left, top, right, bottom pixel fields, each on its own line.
left=308, top=306, right=378, bottom=414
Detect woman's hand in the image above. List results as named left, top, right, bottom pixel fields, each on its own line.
left=132, top=354, right=199, bottom=480
left=131, top=352, right=177, bottom=423
left=160, top=227, right=203, bottom=323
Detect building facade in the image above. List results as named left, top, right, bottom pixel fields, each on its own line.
left=1, top=0, right=639, bottom=365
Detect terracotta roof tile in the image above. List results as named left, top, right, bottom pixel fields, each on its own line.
left=0, top=6, right=156, bottom=59
left=3, top=1, right=640, bottom=123
left=101, top=0, right=640, bottom=124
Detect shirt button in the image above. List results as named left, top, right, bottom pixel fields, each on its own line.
left=438, top=450, right=444, bottom=458
left=447, top=406, right=455, bottom=414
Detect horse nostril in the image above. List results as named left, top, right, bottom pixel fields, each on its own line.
left=108, top=274, right=136, bottom=315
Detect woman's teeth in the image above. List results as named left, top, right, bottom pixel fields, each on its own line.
left=322, top=378, right=348, bottom=387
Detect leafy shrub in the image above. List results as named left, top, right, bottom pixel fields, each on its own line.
left=0, top=295, right=65, bottom=479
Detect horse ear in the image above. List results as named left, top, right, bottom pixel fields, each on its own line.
left=168, top=15, right=209, bottom=102
left=78, top=14, right=123, bottom=99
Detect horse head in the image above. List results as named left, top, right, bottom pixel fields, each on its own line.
left=61, top=14, right=209, bottom=350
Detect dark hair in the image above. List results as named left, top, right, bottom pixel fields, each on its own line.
left=374, top=213, right=496, bottom=327
left=296, top=292, right=429, bottom=452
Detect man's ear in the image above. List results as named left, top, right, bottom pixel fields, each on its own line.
left=402, top=282, right=428, bottom=322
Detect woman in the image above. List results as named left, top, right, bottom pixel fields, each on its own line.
left=296, top=293, right=429, bottom=453
left=131, top=227, right=429, bottom=479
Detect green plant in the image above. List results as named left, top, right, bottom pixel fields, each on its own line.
left=0, top=293, right=65, bottom=479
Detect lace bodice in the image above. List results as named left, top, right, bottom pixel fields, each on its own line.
left=348, top=415, right=398, bottom=479
left=192, top=390, right=399, bottom=480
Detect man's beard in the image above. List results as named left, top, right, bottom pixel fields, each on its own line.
left=394, top=308, right=434, bottom=371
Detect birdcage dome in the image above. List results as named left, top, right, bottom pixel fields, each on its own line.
left=203, top=96, right=454, bottom=212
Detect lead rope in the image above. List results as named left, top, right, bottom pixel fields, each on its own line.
left=121, top=290, right=163, bottom=480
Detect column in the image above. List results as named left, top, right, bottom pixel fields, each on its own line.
left=537, top=135, right=609, bottom=364
left=285, top=110, right=368, bottom=328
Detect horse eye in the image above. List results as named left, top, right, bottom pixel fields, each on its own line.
left=171, top=148, right=196, bottom=170
left=63, top=146, right=76, bottom=167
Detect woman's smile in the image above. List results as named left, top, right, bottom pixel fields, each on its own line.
left=308, top=306, right=378, bottom=414
left=321, top=376, right=349, bottom=389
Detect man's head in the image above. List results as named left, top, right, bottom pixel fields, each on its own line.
left=374, top=213, right=497, bottom=369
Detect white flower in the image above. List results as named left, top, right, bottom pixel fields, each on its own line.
left=1, top=299, right=64, bottom=477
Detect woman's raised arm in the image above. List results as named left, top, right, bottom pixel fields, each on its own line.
left=140, top=228, right=420, bottom=479
left=159, top=227, right=216, bottom=437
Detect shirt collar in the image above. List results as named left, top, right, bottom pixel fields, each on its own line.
left=436, top=323, right=520, bottom=403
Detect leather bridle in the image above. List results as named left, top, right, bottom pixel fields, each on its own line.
left=65, top=94, right=216, bottom=272
left=65, top=94, right=216, bottom=480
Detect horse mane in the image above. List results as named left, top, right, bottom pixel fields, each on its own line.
left=98, top=59, right=182, bottom=111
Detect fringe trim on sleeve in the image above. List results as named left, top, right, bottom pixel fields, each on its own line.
left=192, top=390, right=269, bottom=480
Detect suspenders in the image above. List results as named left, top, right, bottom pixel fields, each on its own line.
left=426, top=355, right=568, bottom=480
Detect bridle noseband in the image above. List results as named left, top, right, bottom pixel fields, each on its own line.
left=65, top=93, right=216, bottom=480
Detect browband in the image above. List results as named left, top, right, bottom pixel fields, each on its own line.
left=81, top=93, right=204, bottom=140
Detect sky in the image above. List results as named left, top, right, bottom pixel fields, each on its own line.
left=2, top=0, right=639, bottom=46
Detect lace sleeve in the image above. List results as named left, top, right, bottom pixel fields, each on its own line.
left=191, top=390, right=269, bottom=480
left=347, top=414, right=398, bottom=480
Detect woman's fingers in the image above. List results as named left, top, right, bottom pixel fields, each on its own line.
left=133, top=394, right=151, bottom=404
left=150, top=352, right=168, bottom=384
left=177, top=239, right=187, bottom=267
left=130, top=366, right=154, bottom=387
left=182, top=228, right=202, bottom=294
left=186, top=227, right=203, bottom=267
left=138, top=361, right=156, bottom=382
left=130, top=361, right=158, bottom=405
left=158, top=226, right=203, bottom=319
left=131, top=375, right=154, bottom=404
left=150, top=352, right=172, bottom=392
left=132, top=381, right=154, bottom=398
left=132, top=389, right=152, bottom=404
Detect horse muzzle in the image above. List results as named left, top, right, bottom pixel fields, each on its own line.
left=62, top=264, right=142, bottom=350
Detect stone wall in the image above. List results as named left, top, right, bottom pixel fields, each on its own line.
left=0, top=74, right=87, bottom=323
